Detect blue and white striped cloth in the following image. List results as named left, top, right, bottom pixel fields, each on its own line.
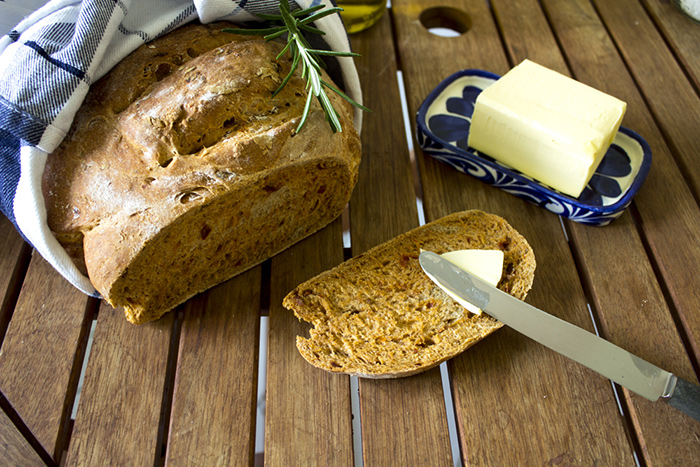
left=0, top=0, right=361, bottom=296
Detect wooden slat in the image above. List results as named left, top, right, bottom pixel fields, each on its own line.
left=0, top=252, right=92, bottom=461
left=66, top=303, right=174, bottom=466
left=165, top=268, right=261, bottom=465
left=0, top=216, right=31, bottom=343
left=641, top=0, right=700, bottom=91
left=392, top=0, right=635, bottom=463
left=349, top=12, right=453, bottom=466
left=592, top=0, right=700, bottom=201
left=559, top=0, right=700, bottom=345
left=584, top=0, right=700, bottom=363
left=541, top=0, right=700, bottom=333
left=359, top=372, right=452, bottom=465
left=3, top=2, right=700, bottom=463
left=569, top=218, right=700, bottom=463
left=265, top=218, right=353, bottom=466
left=0, top=407, right=44, bottom=467
left=537, top=0, right=700, bottom=462
left=348, top=12, right=420, bottom=253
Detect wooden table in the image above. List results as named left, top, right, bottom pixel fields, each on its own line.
left=3, top=0, right=700, bottom=465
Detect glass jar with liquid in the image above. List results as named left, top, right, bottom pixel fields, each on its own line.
left=337, top=0, right=386, bottom=34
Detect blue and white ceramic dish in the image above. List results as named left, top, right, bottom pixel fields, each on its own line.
left=416, top=69, right=652, bottom=226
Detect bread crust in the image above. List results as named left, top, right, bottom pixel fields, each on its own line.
left=283, top=210, right=536, bottom=378
left=42, top=22, right=361, bottom=323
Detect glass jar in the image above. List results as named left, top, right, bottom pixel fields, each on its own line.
left=337, top=0, right=386, bottom=34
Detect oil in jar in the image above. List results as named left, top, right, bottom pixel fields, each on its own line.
left=337, top=0, right=386, bottom=34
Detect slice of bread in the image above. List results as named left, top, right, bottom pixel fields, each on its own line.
left=282, top=210, right=536, bottom=378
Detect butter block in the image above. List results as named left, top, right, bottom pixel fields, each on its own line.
left=467, top=59, right=627, bottom=198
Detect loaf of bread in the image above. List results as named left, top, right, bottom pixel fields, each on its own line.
left=283, top=210, right=536, bottom=378
left=42, top=22, right=361, bottom=324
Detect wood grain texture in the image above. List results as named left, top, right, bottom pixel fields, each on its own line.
left=165, top=268, right=261, bottom=466
left=642, top=0, right=700, bottom=91
left=265, top=218, right=353, bottom=466
left=0, top=252, right=92, bottom=461
left=4, top=2, right=700, bottom=464
left=392, top=0, right=634, bottom=463
left=570, top=216, right=700, bottom=464
left=0, top=217, right=31, bottom=345
left=65, top=302, right=174, bottom=466
left=592, top=0, right=700, bottom=201
left=349, top=11, right=420, bottom=253
left=579, top=0, right=700, bottom=364
left=536, top=0, right=700, bottom=461
left=359, top=372, right=452, bottom=466
left=0, top=407, right=44, bottom=467
left=349, top=13, right=454, bottom=467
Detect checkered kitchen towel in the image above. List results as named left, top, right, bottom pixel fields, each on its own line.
left=0, top=0, right=361, bottom=296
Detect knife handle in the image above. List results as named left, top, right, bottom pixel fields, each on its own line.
left=664, top=377, right=700, bottom=423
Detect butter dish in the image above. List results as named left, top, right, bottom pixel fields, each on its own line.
left=416, top=69, right=652, bottom=226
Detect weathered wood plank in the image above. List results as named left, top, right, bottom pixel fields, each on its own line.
left=0, top=217, right=31, bottom=344
left=348, top=12, right=420, bottom=253
left=592, top=0, right=700, bottom=201
left=165, top=268, right=261, bottom=466
left=0, top=252, right=92, bottom=461
left=641, top=0, right=700, bottom=91
left=393, top=0, right=635, bottom=463
left=359, top=372, right=452, bottom=466
left=537, top=0, right=700, bottom=461
left=3, top=1, right=700, bottom=464
left=349, top=12, right=454, bottom=466
left=265, top=218, right=353, bottom=466
left=66, top=303, right=174, bottom=466
left=583, top=1, right=700, bottom=363
left=0, top=406, right=45, bottom=467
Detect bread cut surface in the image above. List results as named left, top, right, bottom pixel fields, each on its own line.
left=283, top=210, right=536, bottom=378
left=42, top=22, right=361, bottom=324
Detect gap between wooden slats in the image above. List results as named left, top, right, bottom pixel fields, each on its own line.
left=0, top=219, right=33, bottom=349
left=497, top=0, right=700, bottom=464
left=42, top=2, right=700, bottom=465
left=250, top=69, right=454, bottom=467
left=399, top=3, right=644, bottom=464
left=588, top=0, right=700, bottom=375
left=0, top=390, right=55, bottom=466
left=396, top=67, right=462, bottom=467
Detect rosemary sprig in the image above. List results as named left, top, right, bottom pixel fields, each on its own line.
left=223, top=0, right=369, bottom=133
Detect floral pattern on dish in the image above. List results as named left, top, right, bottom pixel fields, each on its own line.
left=416, top=69, right=652, bottom=226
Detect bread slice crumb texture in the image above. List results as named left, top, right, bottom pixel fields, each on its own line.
left=282, top=210, right=536, bottom=378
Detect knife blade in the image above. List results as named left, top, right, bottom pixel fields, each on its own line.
left=419, top=250, right=700, bottom=422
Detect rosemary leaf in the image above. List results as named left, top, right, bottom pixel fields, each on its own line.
left=256, top=13, right=283, bottom=21
left=224, top=0, right=369, bottom=133
left=307, top=49, right=361, bottom=57
left=292, top=4, right=326, bottom=16
left=298, top=24, right=326, bottom=36
left=318, top=89, right=342, bottom=132
left=273, top=50, right=301, bottom=98
left=298, top=89, right=314, bottom=133
left=299, top=8, right=344, bottom=25
left=322, top=80, right=371, bottom=112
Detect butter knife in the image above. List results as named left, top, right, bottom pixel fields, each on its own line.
left=419, top=250, right=700, bottom=422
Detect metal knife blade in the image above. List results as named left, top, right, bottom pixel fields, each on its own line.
left=419, top=250, right=700, bottom=422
